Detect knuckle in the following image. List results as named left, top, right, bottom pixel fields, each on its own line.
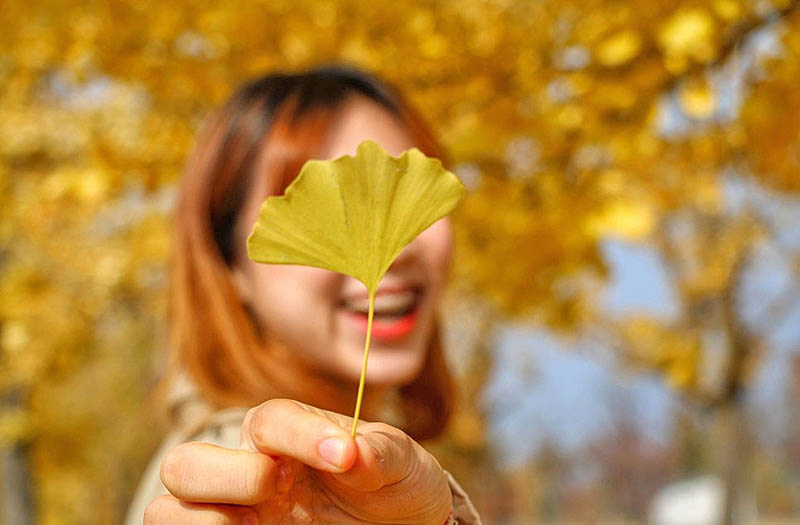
left=262, top=397, right=290, bottom=411
left=373, top=422, right=413, bottom=454
left=376, top=420, right=405, bottom=435
left=242, top=407, right=257, bottom=435
left=368, top=422, right=417, bottom=483
left=159, top=448, right=180, bottom=488
left=369, top=421, right=398, bottom=436
left=242, top=458, right=270, bottom=501
left=248, top=399, right=280, bottom=425
left=246, top=399, right=292, bottom=443
left=245, top=408, right=268, bottom=444
left=159, top=442, right=193, bottom=494
left=143, top=495, right=171, bottom=525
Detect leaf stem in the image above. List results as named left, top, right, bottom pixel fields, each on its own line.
left=351, top=289, right=375, bottom=437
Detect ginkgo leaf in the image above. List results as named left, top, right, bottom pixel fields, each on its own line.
left=246, top=139, right=465, bottom=434
left=247, top=139, right=465, bottom=291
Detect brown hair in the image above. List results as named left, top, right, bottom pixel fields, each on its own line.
left=168, top=66, right=454, bottom=440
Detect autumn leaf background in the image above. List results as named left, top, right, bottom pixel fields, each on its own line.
left=1, top=0, right=800, bottom=523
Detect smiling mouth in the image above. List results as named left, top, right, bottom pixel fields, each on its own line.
left=339, top=288, right=420, bottom=317
left=338, top=287, right=423, bottom=340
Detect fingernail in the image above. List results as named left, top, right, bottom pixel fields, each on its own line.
left=242, top=512, right=259, bottom=525
left=318, top=437, right=346, bottom=469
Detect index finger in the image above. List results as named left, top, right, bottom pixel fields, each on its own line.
left=241, top=399, right=358, bottom=473
left=160, top=442, right=286, bottom=505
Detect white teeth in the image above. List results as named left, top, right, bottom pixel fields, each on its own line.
left=342, top=290, right=417, bottom=315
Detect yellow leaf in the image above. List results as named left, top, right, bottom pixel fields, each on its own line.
left=679, top=79, right=717, bottom=119
left=556, top=105, right=583, bottom=130
left=713, top=0, right=742, bottom=21
left=666, top=349, right=698, bottom=390
left=658, top=8, right=716, bottom=64
left=247, top=140, right=464, bottom=434
left=420, top=34, right=448, bottom=58
left=596, top=30, right=641, bottom=67
left=1, top=321, right=30, bottom=354
left=0, top=408, right=32, bottom=446
left=586, top=199, right=656, bottom=240
left=247, top=140, right=464, bottom=292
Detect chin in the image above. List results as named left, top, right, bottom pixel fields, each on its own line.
left=357, top=349, right=426, bottom=385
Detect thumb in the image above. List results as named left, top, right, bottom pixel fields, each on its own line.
left=331, top=423, right=415, bottom=492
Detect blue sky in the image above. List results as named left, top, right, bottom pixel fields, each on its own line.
left=482, top=183, right=800, bottom=467
left=481, top=25, right=800, bottom=468
left=482, top=322, right=676, bottom=468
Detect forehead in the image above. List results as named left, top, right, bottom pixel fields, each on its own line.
left=317, top=96, right=415, bottom=160
left=238, top=96, right=416, bottom=232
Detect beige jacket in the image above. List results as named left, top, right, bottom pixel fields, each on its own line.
left=126, top=379, right=482, bottom=524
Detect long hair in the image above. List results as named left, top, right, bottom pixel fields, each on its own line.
left=168, top=65, right=454, bottom=440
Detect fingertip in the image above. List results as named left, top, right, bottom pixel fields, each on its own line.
left=341, top=437, right=358, bottom=471
left=317, top=434, right=358, bottom=472
left=327, top=433, right=385, bottom=492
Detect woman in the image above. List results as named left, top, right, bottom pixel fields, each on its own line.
left=127, top=66, right=482, bottom=524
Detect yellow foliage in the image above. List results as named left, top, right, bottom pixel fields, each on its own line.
left=658, top=7, right=718, bottom=67
left=0, top=408, right=32, bottom=446
left=621, top=318, right=701, bottom=391
left=713, top=0, right=743, bottom=21
left=679, top=78, right=718, bottom=119
left=0, top=0, right=798, bottom=521
left=585, top=199, right=657, bottom=241
left=596, top=30, right=642, bottom=67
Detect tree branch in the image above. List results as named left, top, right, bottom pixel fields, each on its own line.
left=662, top=0, right=800, bottom=93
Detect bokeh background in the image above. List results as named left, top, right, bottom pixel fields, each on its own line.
left=2, top=0, right=800, bottom=523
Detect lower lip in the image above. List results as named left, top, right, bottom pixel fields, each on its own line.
left=342, top=307, right=419, bottom=341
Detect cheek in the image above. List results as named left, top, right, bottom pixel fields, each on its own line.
left=245, top=263, right=342, bottom=336
left=419, top=218, right=454, bottom=280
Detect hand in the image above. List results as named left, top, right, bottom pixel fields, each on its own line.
left=144, top=399, right=453, bottom=524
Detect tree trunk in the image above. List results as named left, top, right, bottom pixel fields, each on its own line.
left=1, top=443, right=35, bottom=525
left=0, top=389, right=34, bottom=525
left=719, top=401, right=749, bottom=525
left=718, top=253, right=754, bottom=525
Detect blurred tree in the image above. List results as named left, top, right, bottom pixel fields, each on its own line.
left=1, top=0, right=800, bottom=522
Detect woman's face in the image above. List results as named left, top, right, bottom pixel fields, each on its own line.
left=231, top=96, right=453, bottom=386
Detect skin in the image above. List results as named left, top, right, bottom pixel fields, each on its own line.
left=231, top=95, right=454, bottom=388
left=144, top=97, right=455, bottom=524
left=147, top=399, right=453, bottom=524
